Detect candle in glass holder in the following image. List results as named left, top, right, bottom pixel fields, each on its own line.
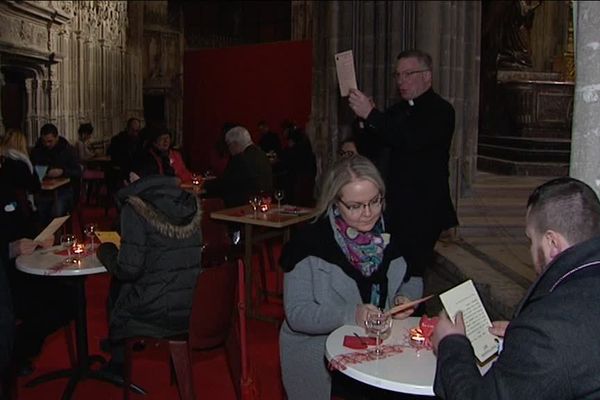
left=409, top=328, right=425, bottom=345
left=73, top=243, right=85, bottom=259
left=260, top=203, right=269, bottom=213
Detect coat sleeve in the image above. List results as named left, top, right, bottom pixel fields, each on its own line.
left=434, top=311, right=571, bottom=400
left=283, top=257, right=357, bottom=335
left=113, top=204, right=148, bottom=281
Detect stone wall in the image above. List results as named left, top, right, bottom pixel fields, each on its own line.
left=0, top=1, right=143, bottom=144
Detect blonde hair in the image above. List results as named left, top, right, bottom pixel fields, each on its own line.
left=3, top=129, right=29, bottom=155
left=315, top=155, right=385, bottom=217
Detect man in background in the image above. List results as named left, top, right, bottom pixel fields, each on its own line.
left=432, top=177, right=600, bottom=399
left=30, top=123, right=81, bottom=226
left=204, top=125, right=273, bottom=208
left=348, top=49, right=458, bottom=292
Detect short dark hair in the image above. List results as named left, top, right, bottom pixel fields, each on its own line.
left=40, top=123, right=58, bottom=137
left=126, top=117, right=140, bottom=130
left=78, top=123, right=94, bottom=136
left=397, top=49, right=433, bottom=71
left=527, top=177, right=600, bottom=244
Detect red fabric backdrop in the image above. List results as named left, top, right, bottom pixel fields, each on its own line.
left=183, top=40, right=313, bottom=175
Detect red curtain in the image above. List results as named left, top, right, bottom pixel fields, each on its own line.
left=183, top=40, right=313, bottom=175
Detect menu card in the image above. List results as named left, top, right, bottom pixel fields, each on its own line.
left=34, top=216, right=70, bottom=242
left=439, top=280, right=498, bottom=363
left=95, top=231, right=121, bottom=248
left=334, top=50, right=358, bottom=97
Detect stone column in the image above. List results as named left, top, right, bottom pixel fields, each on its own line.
left=0, top=62, right=4, bottom=137
left=416, top=1, right=481, bottom=197
left=570, top=1, right=600, bottom=196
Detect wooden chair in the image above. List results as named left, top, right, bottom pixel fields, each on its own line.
left=122, top=258, right=239, bottom=400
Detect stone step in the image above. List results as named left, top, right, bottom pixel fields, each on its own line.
left=478, top=155, right=569, bottom=176
left=479, top=135, right=571, bottom=151
left=478, top=143, right=570, bottom=162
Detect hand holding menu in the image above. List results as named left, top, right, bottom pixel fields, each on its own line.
left=334, top=50, right=358, bottom=97
left=439, top=280, right=498, bottom=363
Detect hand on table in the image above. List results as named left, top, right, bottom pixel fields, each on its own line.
left=489, top=320, right=510, bottom=337
left=431, top=311, right=466, bottom=355
left=46, top=168, right=64, bottom=178
left=348, top=89, right=375, bottom=119
left=355, top=303, right=380, bottom=326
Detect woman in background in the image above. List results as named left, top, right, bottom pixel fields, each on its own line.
left=279, top=155, right=421, bottom=400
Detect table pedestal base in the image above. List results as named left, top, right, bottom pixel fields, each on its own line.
left=25, top=358, right=146, bottom=400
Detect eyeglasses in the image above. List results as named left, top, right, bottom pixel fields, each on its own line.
left=337, top=195, right=383, bottom=214
left=393, top=69, right=429, bottom=81
left=338, top=150, right=356, bottom=158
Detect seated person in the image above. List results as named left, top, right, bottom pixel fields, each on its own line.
left=204, top=126, right=273, bottom=207
left=139, top=126, right=192, bottom=183
left=280, top=125, right=317, bottom=206
left=279, top=155, right=421, bottom=400
left=338, top=137, right=360, bottom=158
left=74, top=123, right=97, bottom=162
left=96, top=158, right=203, bottom=372
left=257, top=120, right=282, bottom=158
left=30, top=123, right=81, bottom=225
left=2, top=129, right=40, bottom=219
left=1, top=148, right=74, bottom=376
left=107, top=117, right=142, bottom=189
left=432, top=177, right=600, bottom=400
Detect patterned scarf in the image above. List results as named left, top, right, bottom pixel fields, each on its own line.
left=330, top=207, right=385, bottom=278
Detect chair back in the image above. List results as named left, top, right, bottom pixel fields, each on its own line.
left=188, top=259, right=238, bottom=349
left=200, top=198, right=231, bottom=263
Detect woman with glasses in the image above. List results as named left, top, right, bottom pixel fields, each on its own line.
left=279, top=155, right=422, bottom=400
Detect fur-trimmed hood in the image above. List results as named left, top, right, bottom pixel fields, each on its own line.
left=118, top=175, right=202, bottom=239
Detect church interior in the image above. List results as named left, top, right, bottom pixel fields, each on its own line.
left=1, top=1, right=597, bottom=399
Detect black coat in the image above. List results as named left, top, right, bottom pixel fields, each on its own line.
left=435, top=236, right=600, bottom=399
left=97, top=175, right=203, bottom=340
left=30, top=136, right=81, bottom=180
left=365, top=88, right=458, bottom=276
left=204, top=144, right=273, bottom=207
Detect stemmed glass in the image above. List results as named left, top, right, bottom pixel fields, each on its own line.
left=60, top=234, right=77, bottom=264
left=364, top=310, right=392, bottom=356
left=249, top=194, right=261, bottom=216
left=84, top=223, right=98, bottom=251
left=274, top=189, right=285, bottom=211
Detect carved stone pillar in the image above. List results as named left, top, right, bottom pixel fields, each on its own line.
left=291, top=1, right=313, bottom=40
left=416, top=1, right=481, bottom=196
left=570, top=1, right=600, bottom=195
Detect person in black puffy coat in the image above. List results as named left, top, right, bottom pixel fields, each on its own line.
left=97, top=159, right=202, bottom=371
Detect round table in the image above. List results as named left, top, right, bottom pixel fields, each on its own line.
left=325, top=317, right=436, bottom=396
left=16, top=245, right=144, bottom=400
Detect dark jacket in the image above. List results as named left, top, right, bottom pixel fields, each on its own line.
left=205, top=144, right=273, bottom=207
left=97, top=175, right=203, bottom=340
left=107, top=131, right=141, bottom=179
left=434, top=235, right=600, bottom=400
left=30, top=136, right=81, bottom=180
left=365, top=88, right=458, bottom=276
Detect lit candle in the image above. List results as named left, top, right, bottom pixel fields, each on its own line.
left=73, top=243, right=85, bottom=257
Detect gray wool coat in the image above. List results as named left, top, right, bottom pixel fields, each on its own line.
left=280, top=254, right=422, bottom=400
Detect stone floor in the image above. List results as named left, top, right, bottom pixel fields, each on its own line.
left=427, top=172, right=557, bottom=320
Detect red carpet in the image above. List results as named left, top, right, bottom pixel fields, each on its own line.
left=15, top=202, right=285, bottom=400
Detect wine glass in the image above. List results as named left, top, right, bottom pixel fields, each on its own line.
left=274, top=189, right=285, bottom=211
left=60, top=234, right=76, bottom=264
left=249, top=194, right=260, bottom=216
left=84, top=223, right=98, bottom=251
left=364, top=311, right=392, bottom=356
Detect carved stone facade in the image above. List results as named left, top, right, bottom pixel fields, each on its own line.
left=0, top=1, right=143, bottom=144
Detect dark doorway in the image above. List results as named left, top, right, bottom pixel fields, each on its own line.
left=143, top=94, right=165, bottom=127
left=1, top=68, right=27, bottom=131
